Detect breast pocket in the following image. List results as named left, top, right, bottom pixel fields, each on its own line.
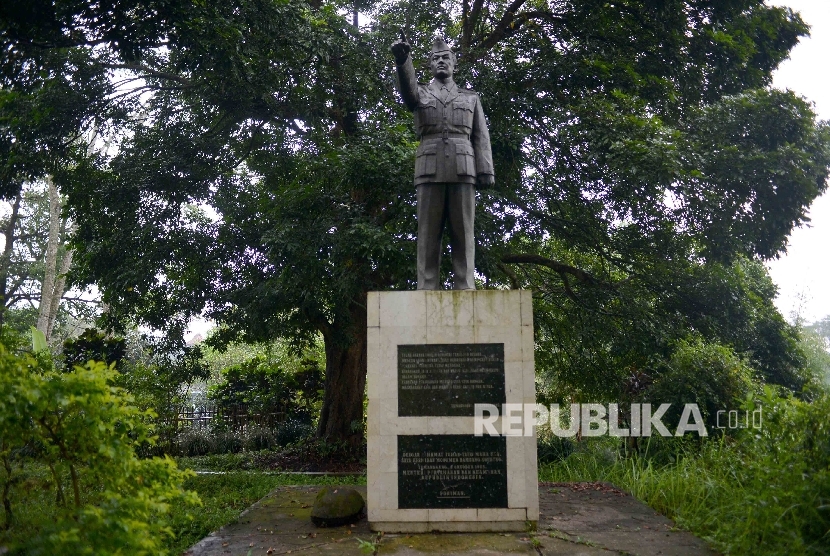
left=418, top=98, right=439, bottom=125
left=452, top=99, right=474, bottom=129
left=416, top=143, right=438, bottom=177
left=455, top=142, right=476, bottom=177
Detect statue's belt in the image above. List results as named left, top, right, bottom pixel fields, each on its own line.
left=420, top=132, right=470, bottom=144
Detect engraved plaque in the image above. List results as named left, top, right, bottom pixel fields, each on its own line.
left=398, top=343, right=505, bottom=416
left=398, top=435, right=508, bottom=509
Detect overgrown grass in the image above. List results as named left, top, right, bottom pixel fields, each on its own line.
left=0, top=461, right=365, bottom=555
left=540, top=403, right=830, bottom=556
left=540, top=439, right=735, bottom=539
left=167, top=466, right=365, bottom=554
left=176, top=451, right=272, bottom=472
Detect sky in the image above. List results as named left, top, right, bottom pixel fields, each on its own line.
left=185, top=1, right=830, bottom=339
left=767, top=0, right=830, bottom=325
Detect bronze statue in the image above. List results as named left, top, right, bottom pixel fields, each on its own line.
left=391, top=34, right=495, bottom=290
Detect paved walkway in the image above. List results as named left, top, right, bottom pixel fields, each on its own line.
left=184, top=483, right=718, bottom=556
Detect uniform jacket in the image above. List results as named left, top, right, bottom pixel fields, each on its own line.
left=396, top=56, right=495, bottom=186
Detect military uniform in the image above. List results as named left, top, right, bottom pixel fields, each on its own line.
left=395, top=40, right=494, bottom=290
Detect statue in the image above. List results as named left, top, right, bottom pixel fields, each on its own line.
left=391, top=33, right=495, bottom=290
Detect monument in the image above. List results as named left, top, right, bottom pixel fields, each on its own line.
left=391, top=33, right=494, bottom=290
left=365, top=35, right=538, bottom=533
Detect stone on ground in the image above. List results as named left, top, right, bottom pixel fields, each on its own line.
left=311, top=486, right=366, bottom=527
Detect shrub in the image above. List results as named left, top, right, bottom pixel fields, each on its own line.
left=175, top=428, right=215, bottom=457
left=0, top=346, right=199, bottom=553
left=213, top=430, right=244, bottom=455
left=275, top=419, right=315, bottom=447
left=244, top=425, right=277, bottom=452
left=646, top=337, right=755, bottom=430
left=539, top=387, right=830, bottom=555
left=208, top=355, right=324, bottom=429
left=537, top=432, right=575, bottom=464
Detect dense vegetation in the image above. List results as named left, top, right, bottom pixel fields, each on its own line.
left=2, top=0, right=830, bottom=553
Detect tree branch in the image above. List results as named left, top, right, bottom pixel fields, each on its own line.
left=496, top=262, right=520, bottom=290
left=501, top=253, right=613, bottom=290
left=478, top=9, right=563, bottom=54
left=103, top=63, right=193, bottom=87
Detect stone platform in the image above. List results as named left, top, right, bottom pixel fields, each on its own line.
left=184, top=483, right=719, bottom=555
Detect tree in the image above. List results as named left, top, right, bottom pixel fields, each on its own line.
left=0, top=179, right=87, bottom=337
left=3, top=0, right=829, bottom=445
left=36, top=176, right=75, bottom=340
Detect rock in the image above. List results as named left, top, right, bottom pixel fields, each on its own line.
left=310, top=486, right=365, bottom=527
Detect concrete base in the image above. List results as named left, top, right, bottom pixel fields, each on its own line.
left=367, top=290, right=539, bottom=532
left=370, top=520, right=530, bottom=533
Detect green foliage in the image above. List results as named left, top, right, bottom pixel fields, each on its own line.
left=243, top=425, right=276, bottom=452
left=209, top=355, right=323, bottom=422
left=29, top=326, right=46, bottom=353
left=61, top=327, right=126, bottom=371
left=535, top=251, right=805, bottom=405
left=111, top=329, right=211, bottom=454
left=540, top=390, right=830, bottom=555
left=274, top=418, right=316, bottom=447
left=646, top=338, right=756, bottom=429
left=4, top=0, right=828, bottom=443
left=115, top=360, right=186, bottom=455
left=800, top=322, right=830, bottom=399
left=0, top=345, right=199, bottom=554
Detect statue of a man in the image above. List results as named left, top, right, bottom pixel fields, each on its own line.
left=391, top=34, right=495, bottom=290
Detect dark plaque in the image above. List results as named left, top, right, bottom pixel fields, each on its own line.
left=398, top=343, right=505, bottom=416
left=398, top=435, right=508, bottom=509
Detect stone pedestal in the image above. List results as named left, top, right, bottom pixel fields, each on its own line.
left=366, top=290, right=538, bottom=533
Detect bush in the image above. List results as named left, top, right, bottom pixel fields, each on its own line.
left=244, top=425, right=277, bottom=452
left=646, top=337, right=755, bottom=430
left=0, top=346, right=199, bottom=553
left=275, top=419, right=315, bottom=447
left=208, top=355, right=324, bottom=429
left=175, top=428, right=215, bottom=457
left=213, top=430, right=244, bottom=454
left=537, top=433, right=575, bottom=464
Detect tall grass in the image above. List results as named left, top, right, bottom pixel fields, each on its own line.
left=539, top=392, right=830, bottom=555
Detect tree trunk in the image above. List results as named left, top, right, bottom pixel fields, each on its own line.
left=46, top=241, right=73, bottom=340
left=0, top=193, right=22, bottom=327
left=37, top=176, right=61, bottom=339
left=316, top=297, right=367, bottom=446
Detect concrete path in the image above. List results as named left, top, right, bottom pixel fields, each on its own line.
left=184, top=482, right=718, bottom=556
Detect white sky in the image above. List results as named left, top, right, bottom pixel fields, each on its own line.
left=767, top=0, right=830, bottom=325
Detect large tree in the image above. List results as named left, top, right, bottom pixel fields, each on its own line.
left=3, top=0, right=828, bottom=444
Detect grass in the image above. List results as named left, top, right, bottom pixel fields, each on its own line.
left=538, top=434, right=829, bottom=555
left=167, top=463, right=366, bottom=554
left=0, top=460, right=366, bottom=555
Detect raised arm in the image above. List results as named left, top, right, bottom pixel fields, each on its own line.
left=391, top=35, right=419, bottom=111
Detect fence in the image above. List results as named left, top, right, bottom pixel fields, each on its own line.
left=169, top=402, right=289, bottom=431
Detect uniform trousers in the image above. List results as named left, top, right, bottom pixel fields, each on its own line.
left=416, top=182, right=476, bottom=290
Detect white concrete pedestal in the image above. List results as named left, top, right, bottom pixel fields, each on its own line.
left=366, top=290, right=538, bottom=533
